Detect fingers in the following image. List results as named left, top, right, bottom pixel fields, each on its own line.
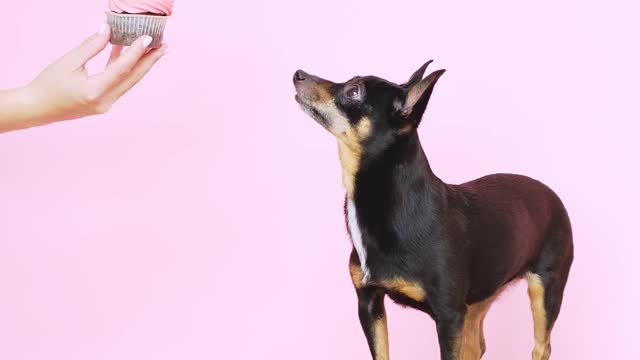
left=93, top=35, right=154, bottom=92
left=105, top=44, right=168, bottom=101
left=60, top=23, right=111, bottom=69
left=107, top=45, right=123, bottom=66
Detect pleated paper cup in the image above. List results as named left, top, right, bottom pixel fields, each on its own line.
left=105, top=11, right=168, bottom=48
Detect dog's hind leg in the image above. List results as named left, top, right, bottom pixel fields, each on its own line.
left=527, top=206, right=573, bottom=360
left=478, top=315, right=487, bottom=358
left=526, top=272, right=553, bottom=360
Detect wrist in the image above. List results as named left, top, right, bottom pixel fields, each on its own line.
left=0, top=86, right=49, bottom=132
left=18, top=85, right=51, bottom=126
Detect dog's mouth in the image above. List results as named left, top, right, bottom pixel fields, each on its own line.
left=295, top=93, right=331, bottom=129
left=296, top=95, right=323, bottom=121
left=294, top=92, right=311, bottom=112
left=294, top=87, right=318, bottom=105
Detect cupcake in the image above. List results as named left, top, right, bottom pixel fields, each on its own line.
left=105, top=0, right=174, bottom=48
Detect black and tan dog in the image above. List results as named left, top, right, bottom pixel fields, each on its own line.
left=293, top=62, right=573, bottom=360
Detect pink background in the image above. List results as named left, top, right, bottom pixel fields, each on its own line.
left=1, top=1, right=638, bottom=359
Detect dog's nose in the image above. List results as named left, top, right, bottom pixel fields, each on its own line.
left=293, top=70, right=308, bottom=82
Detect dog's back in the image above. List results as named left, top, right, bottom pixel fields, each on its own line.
left=452, top=173, right=573, bottom=303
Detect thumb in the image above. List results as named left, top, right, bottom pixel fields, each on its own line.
left=59, top=23, right=111, bottom=69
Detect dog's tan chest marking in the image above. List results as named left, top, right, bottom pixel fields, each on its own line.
left=349, top=264, right=427, bottom=303
left=379, top=278, right=427, bottom=302
left=349, top=263, right=365, bottom=289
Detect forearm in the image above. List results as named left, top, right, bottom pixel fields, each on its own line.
left=0, top=87, right=49, bottom=133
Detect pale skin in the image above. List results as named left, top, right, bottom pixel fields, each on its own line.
left=0, top=23, right=168, bottom=133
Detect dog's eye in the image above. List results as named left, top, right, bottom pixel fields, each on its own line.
left=344, top=84, right=363, bottom=101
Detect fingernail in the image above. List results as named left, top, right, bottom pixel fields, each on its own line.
left=142, top=36, right=153, bottom=48
left=162, top=45, right=170, bottom=56
left=98, top=23, right=108, bottom=34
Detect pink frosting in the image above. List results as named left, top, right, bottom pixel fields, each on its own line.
left=109, top=0, right=174, bottom=15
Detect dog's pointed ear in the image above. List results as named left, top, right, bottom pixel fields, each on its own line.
left=400, top=69, right=446, bottom=127
left=402, top=60, right=434, bottom=88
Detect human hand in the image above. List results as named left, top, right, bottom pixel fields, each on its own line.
left=10, top=23, right=168, bottom=128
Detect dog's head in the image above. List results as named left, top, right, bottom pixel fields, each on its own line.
left=293, top=62, right=445, bottom=195
left=293, top=61, right=445, bottom=150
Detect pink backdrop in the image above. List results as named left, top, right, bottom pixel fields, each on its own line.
left=1, top=1, right=638, bottom=359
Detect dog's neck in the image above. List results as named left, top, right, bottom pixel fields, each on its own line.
left=358, top=132, right=445, bottom=195
left=338, top=140, right=362, bottom=198
left=348, top=133, right=448, bottom=247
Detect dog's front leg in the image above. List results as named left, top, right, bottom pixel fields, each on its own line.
left=357, top=287, right=389, bottom=360
left=435, top=308, right=466, bottom=360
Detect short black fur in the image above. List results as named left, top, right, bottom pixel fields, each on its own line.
left=293, top=62, right=573, bottom=360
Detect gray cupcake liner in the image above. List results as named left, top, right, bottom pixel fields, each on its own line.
left=105, top=11, right=168, bottom=48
